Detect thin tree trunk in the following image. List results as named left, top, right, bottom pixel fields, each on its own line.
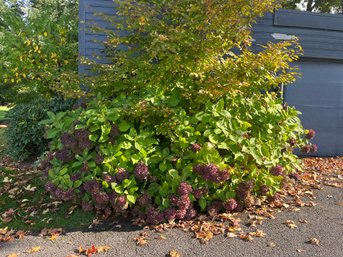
left=306, top=0, right=314, bottom=11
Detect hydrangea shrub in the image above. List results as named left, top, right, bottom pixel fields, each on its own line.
left=41, top=93, right=315, bottom=224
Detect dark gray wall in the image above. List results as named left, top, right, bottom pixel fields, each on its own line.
left=78, top=1, right=343, bottom=156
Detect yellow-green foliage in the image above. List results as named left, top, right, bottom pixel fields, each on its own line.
left=0, top=0, right=81, bottom=102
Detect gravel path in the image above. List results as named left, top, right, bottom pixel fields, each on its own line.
left=1, top=185, right=342, bottom=257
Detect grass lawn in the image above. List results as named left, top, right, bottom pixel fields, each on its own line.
left=0, top=166, right=96, bottom=231
left=0, top=106, right=10, bottom=122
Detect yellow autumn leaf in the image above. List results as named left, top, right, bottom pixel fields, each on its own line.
left=25, top=246, right=41, bottom=253
left=6, top=253, right=18, bottom=257
left=48, top=234, right=59, bottom=241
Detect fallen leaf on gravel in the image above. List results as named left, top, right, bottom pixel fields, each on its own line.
left=66, top=255, right=79, bottom=257
left=296, top=249, right=305, bottom=253
left=253, top=229, right=266, bottom=237
left=239, top=233, right=254, bottom=242
left=336, top=201, right=343, bottom=206
left=0, top=227, right=8, bottom=234
left=25, top=246, right=41, bottom=253
left=85, top=245, right=97, bottom=257
left=133, top=236, right=148, bottom=246
left=305, top=201, right=317, bottom=207
left=48, top=234, right=59, bottom=241
left=96, top=246, right=110, bottom=253
left=267, top=241, right=277, bottom=247
left=307, top=237, right=320, bottom=246
left=299, top=219, right=309, bottom=224
left=195, top=231, right=214, bottom=244
left=16, top=230, right=25, bottom=239
left=6, top=254, right=18, bottom=257
left=227, top=232, right=237, bottom=238
left=169, top=249, right=181, bottom=257
left=284, top=220, right=298, bottom=229
left=154, top=234, right=166, bottom=240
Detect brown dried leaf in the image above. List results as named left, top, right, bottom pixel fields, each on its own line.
left=307, top=237, right=320, bottom=246
left=133, top=236, right=148, bottom=246
left=284, top=220, right=298, bottom=229
left=239, top=233, right=254, bottom=242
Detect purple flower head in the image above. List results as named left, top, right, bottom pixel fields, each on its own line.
left=259, top=185, right=269, bottom=195
left=83, top=180, right=100, bottom=193
left=55, top=148, right=74, bottom=163
left=146, top=208, right=164, bottom=225
left=185, top=208, right=197, bottom=220
left=134, top=162, right=149, bottom=182
left=175, top=209, right=187, bottom=220
left=81, top=162, right=90, bottom=173
left=45, top=182, right=57, bottom=193
left=115, top=168, right=129, bottom=183
left=70, top=173, right=81, bottom=182
left=193, top=164, right=202, bottom=174
left=310, top=144, right=318, bottom=153
left=61, top=189, right=75, bottom=201
left=81, top=201, right=94, bottom=212
left=114, top=195, right=128, bottom=210
left=169, top=194, right=179, bottom=206
left=74, top=128, right=89, bottom=141
left=137, top=193, right=151, bottom=207
left=164, top=208, right=177, bottom=222
left=178, top=182, right=193, bottom=196
left=191, top=143, right=201, bottom=153
left=218, top=169, right=230, bottom=182
left=193, top=189, right=203, bottom=199
left=223, top=199, right=238, bottom=211
left=177, top=195, right=191, bottom=210
left=95, top=154, right=104, bottom=165
left=53, top=188, right=64, bottom=199
left=60, top=132, right=77, bottom=149
left=301, top=144, right=311, bottom=153
left=208, top=201, right=222, bottom=215
left=102, top=173, right=115, bottom=183
left=92, top=191, right=110, bottom=205
left=109, top=125, right=120, bottom=138
left=270, top=165, right=284, bottom=176
left=289, top=138, right=297, bottom=147
left=236, top=180, right=255, bottom=199
left=306, top=129, right=316, bottom=140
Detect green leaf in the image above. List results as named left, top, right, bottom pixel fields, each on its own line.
left=159, top=181, right=169, bottom=197
left=118, top=121, right=131, bottom=132
left=127, top=194, right=136, bottom=204
left=59, top=168, right=68, bottom=176
left=159, top=162, right=168, bottom=172
left=147, top=183, right=160, bottom=195
left=168, top=169, right=179, bottom=178
left=199, top=197, right=206, bottom=210
left=73, top=180, right=83, bottom=188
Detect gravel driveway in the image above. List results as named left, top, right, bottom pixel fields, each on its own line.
left=1, top=184, right=342, bottom=257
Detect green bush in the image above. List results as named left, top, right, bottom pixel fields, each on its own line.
left=41, top=94, right=315, bottom=223
left=5, top=96, right=75, bottom=161
left=41, top=0, right=316, bottom=224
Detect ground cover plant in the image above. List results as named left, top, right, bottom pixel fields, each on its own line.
left=40, top=0, right=317, bottom=225
left=0, top=165, right=95, bottom=232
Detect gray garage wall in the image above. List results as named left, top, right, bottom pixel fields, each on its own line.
left=78, top=0, right=343, bottom=156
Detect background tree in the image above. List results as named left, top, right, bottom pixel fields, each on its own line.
left=0, top=0, right=81, bottom=103
left=282, top=0, right=343, bottom=13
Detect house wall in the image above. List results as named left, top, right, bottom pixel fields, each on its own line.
left=78, top=0, right=343, bottom=156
